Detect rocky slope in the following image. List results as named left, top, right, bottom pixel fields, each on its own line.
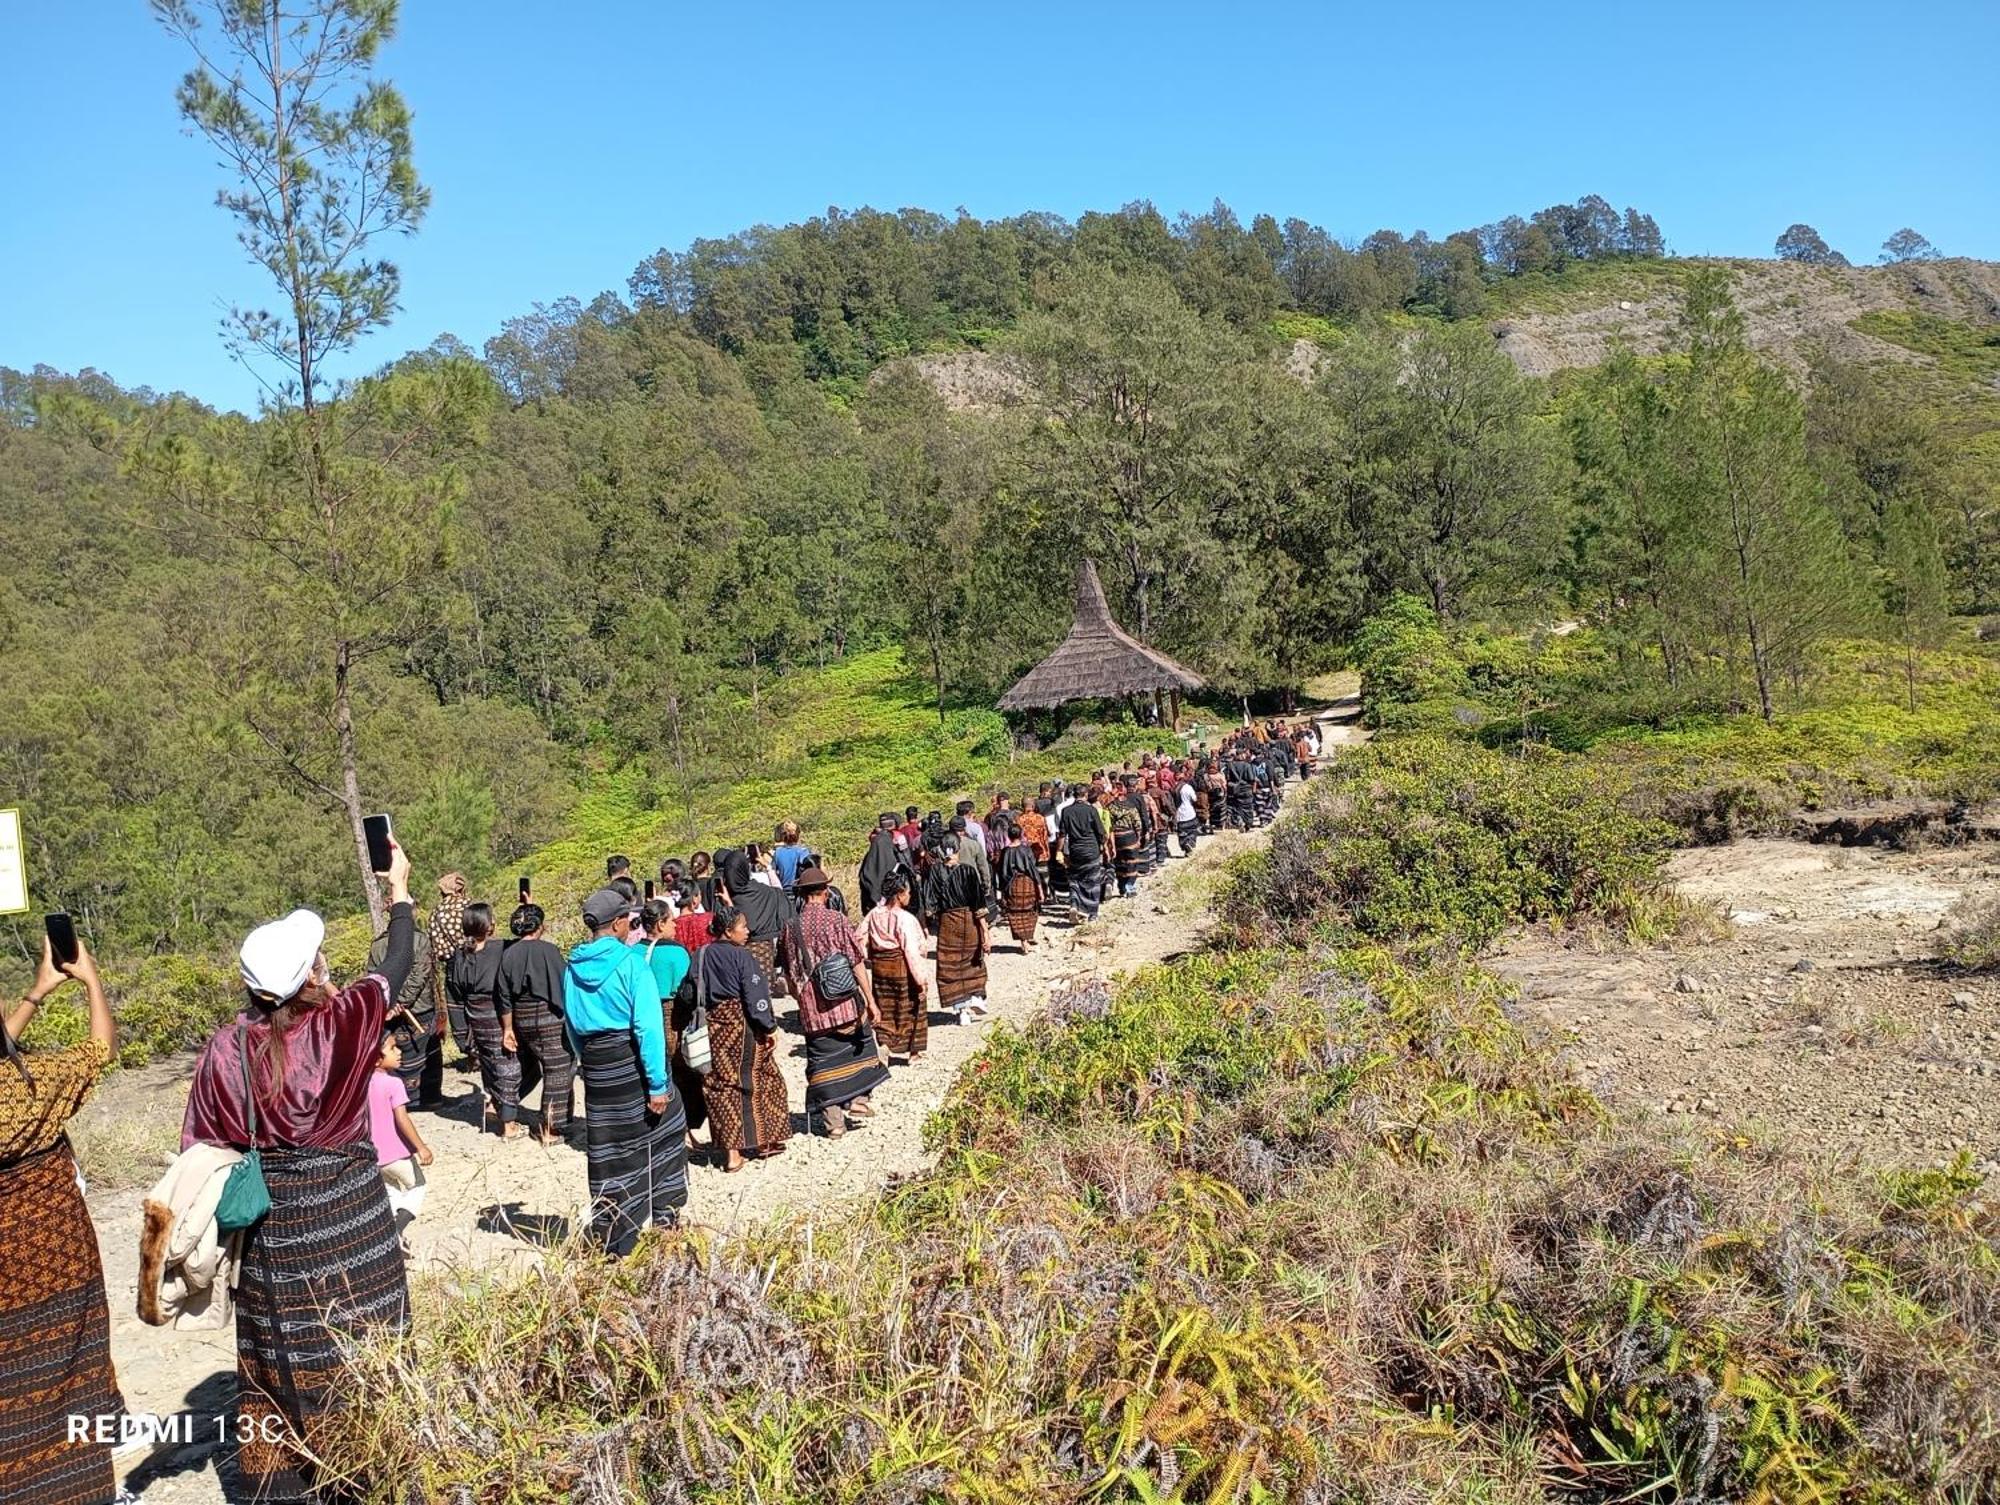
left=1491, top=256, right=2000, bottom=377
left=886, top=257, right=2000, bottom=409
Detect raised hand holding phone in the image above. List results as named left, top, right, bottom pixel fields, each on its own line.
left=45, top=911, right=80, bottom=968
left=362, top=813, right=395, bottom=875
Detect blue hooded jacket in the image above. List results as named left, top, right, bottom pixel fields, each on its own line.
left=563, top=934, right=668, bottom=1096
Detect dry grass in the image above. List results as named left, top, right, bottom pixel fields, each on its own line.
left=316, top=949, right=2000, bottom=1502
left=70, top=1099, right=182, bottom=1190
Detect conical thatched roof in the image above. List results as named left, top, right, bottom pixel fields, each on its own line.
left=997, top=560, right=1206, bottom=711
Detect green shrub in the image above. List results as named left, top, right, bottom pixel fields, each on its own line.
left=1224, top=735, right=1674, bottom=948
left=938, top=707, right=1011, bottom=760
left=1351, top=594, right=1470, bottom=728
left=20, top=951, right=238, bottom=1067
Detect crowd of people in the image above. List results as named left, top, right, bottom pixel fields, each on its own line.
left=0, top=721, right=1319, bottom=1503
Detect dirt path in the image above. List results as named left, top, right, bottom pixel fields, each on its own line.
left=1494, top=838, right=2000, bottom=1170
left=99, top=689, right=1364, bottom=1502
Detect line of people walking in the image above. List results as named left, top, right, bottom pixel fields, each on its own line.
left=0, top=721, right=1318, bottom=1503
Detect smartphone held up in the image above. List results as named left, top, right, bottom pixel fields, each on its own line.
left=362, top=813, right=395, bottom=875
left=45, top=910, right=80, bottom=967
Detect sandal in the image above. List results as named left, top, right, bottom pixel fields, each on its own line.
left=848, top=1100, right=877, bottom=1119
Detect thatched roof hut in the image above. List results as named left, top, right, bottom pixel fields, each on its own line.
left=997, top=560, right=1205, bottom=712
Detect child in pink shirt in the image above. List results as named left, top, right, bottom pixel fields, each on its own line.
left=370, top=1033, right=434, bottom=1252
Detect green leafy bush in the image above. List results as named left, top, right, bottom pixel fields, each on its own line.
left=1224, top=735, right=1675, bottom=947
left=21, top=951, right=238, bottom=1067
left=1351, top=594, right=1470, bottom=729
left=937, top=707, right=1011, bottom=760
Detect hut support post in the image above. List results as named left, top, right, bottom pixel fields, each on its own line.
left=1169, top=690, right=1182, bottom=730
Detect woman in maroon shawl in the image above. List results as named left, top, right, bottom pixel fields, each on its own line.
left=183, top=842, right=418, bottom=1502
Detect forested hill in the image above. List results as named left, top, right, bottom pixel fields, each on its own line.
left=2, top=194, right=1996, bottom=981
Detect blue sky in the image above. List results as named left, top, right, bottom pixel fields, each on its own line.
left=5, top=1, right=1996, bottom=412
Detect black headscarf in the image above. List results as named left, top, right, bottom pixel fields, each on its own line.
left=717, top=847, right=788, bottom=941
left=859, top=827, right=901, bottom=912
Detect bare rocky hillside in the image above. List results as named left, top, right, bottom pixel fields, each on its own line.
left=885, top=257, right=2000, bottom=409
left=1492, top=257, right=2000, bottom=377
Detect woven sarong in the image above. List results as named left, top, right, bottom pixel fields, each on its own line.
left=1176, top=818, right=1200, bottom=857
left=513, top=1004, right=575, bottom=1135
left=464, top=998, right=520, bottom=1123
left=804, top=1026, right=890, bottom=1115
left=701, top=998, right=792, bottom=1156
left=1003, top=872, right=1040, bottom=943
left=236, top=1142, right=407, bottom=1501
left=935, top=907, right=986, bottom=1007
left=1113, top=827, right=1142, bottom=890
left=1069, top=860, right=1104, bottom=920
left=869, top=941, right=927, bottom=1058
left=574, top=1029, right=687, bottom=1257
left=0, top=1140, right=121, bottom=1505
left=668, top=988, right=708, bottom=1134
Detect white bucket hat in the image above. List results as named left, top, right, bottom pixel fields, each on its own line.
left=240, top=908, right=327, bottom=1003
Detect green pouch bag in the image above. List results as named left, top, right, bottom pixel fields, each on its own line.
left=214, top=1023, right=271, bottom=1233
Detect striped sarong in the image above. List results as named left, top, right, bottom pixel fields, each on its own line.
left=869, top=941, right=927, bottom=1058
left=0, top=1140, right=121, bottom=1505
left=1177, top=817, right=1200, bottom=857
left=235, top=1142, right=407, bottom=1501
left=574, top=1029, right=688, bottom=1257
left=1069, top=860, right=1104, bottom=920
left=804, top=1025, right=890, bottom=1115
left=464, top=997, right=521, bottom=1124
left=702, top=998, right=792, bottom=1157
left=935, top=907, right=986, bottom=1007
left=513, top=1004, right=575, bottom=1135
left=1112, top=826, right=1142, bottom=891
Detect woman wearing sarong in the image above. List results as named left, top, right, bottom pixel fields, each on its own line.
left=562, top=888, right=688, bottom=1254
left=924, top=837, right=990, bottom=1021
left=447, top=903, right=519, bottom=1138
left=639, top=899, right=705, bottom=1139
left=996, top=821, right=1045, bottom=951
left=184, top=844, right=416, bottom=1502
left=862, top=872, right=930, bottom=1061
left=777, top=868, right=888, bottom=1137
left=499, top=903, right=574, bottom=1146
left=1110, top=793, right=1144, bottom=898
left=1147, top=776, right=1172, bottom=869
left=0, top=935, right=122, bottom=1505
left=696, top=906, right=791, bottom=1171
left=716, top=848, right=789, bottom=980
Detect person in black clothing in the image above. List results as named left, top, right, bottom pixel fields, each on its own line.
left=499, top=903, right=574, bottom=1146
left=1055, top=792, right=1108, bottom=921
left=715, top=846, right=790, bottom=975
left=447, top=903, right=519, bottom=1138
left=1226, top=752, right=1257, bottom=832
left=857, top=814, right=903, bottom=913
